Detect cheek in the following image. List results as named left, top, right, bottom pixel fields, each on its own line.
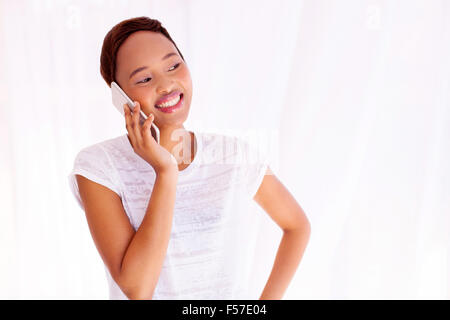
left=178, top=68, right=191, bottom=85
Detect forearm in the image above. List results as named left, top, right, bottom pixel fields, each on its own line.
left=119, top=169, right=178, bottom=299
left=259, top=225, right=311, bottom=300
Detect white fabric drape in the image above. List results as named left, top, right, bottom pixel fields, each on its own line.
left=0, top=0, right=448, bottom=299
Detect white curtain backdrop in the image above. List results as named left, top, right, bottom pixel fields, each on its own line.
left=0, top=0, right=448, bottom=299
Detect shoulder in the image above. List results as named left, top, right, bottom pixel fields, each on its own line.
left=69, top=136, right=125, bottom=209
left=74, top=134, right=126, bottom=161
left=71, top=135, right=130, bottom=177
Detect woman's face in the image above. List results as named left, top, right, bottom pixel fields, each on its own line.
left=114, top=31, right=192, bottom=129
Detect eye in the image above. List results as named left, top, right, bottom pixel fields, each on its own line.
left=137, top=63, right=181, bottom=84
left=138, top=77, right=151, bottom=84
left=168, top=62, right=181, bottom=71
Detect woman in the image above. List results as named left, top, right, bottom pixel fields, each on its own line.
left=68, top=16, right=310, bottom=300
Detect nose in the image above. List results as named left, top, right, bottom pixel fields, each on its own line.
left=155, top=78, right=176, bottom=95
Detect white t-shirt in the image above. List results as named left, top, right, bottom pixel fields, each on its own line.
left=67, top=131, right=269, bottom=299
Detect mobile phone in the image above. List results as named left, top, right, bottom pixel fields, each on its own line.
left=111, top=81, right=160, bottom=144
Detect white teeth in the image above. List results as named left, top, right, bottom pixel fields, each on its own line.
left=156, top=94, right=181, bottom=108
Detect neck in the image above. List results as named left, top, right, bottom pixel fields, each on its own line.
left=157, top=124, right=195, bottom=170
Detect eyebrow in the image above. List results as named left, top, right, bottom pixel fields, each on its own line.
left=128, top=52, right=178, bottom=80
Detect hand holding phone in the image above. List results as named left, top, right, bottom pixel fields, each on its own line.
left=123, top=101, right=178, bottom=173
left=111, top=81, right=178, bottom=173
left=111, top=81, right=160, bottom=144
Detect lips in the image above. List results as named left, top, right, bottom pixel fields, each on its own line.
left=155, top=93, right=184, bottom=113
left=155, top=90, right=183, bottom=106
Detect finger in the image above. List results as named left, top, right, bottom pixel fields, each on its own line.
left=124, top=104, right=137, bottom=148
left=131, top=101, right=144, bottom=146
left=141, top=113, right=154, bottom=131
left=141, top=113, right=155, bottom=144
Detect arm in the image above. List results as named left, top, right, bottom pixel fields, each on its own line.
left=253, top=167, right=311, bottom=300
left=76, top=168, right=178, bottom=300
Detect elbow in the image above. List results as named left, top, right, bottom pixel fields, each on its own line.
left=284, top=215, right=311, bottom=235
left=116, top=274, right=156, bottom=300
left=304, top=217, right=311, bottom=234
left=125, top=289, right=155, bottom=300
left=121, top=284, right=155, bottom=300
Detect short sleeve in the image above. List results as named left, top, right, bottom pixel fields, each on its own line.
left=67, top=145, right=121, bottom=211
left=239, top=139, right=270, bottom=199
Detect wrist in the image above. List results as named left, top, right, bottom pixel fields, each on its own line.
left=155, top=166, right=179, bottom=179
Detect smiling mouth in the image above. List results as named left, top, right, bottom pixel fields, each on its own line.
left=154, top=93, right=184, bottom=113
left=155, top=93, right=183, bottom=108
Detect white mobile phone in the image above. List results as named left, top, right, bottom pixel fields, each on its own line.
left=111, top=81, right=160, bottom=144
